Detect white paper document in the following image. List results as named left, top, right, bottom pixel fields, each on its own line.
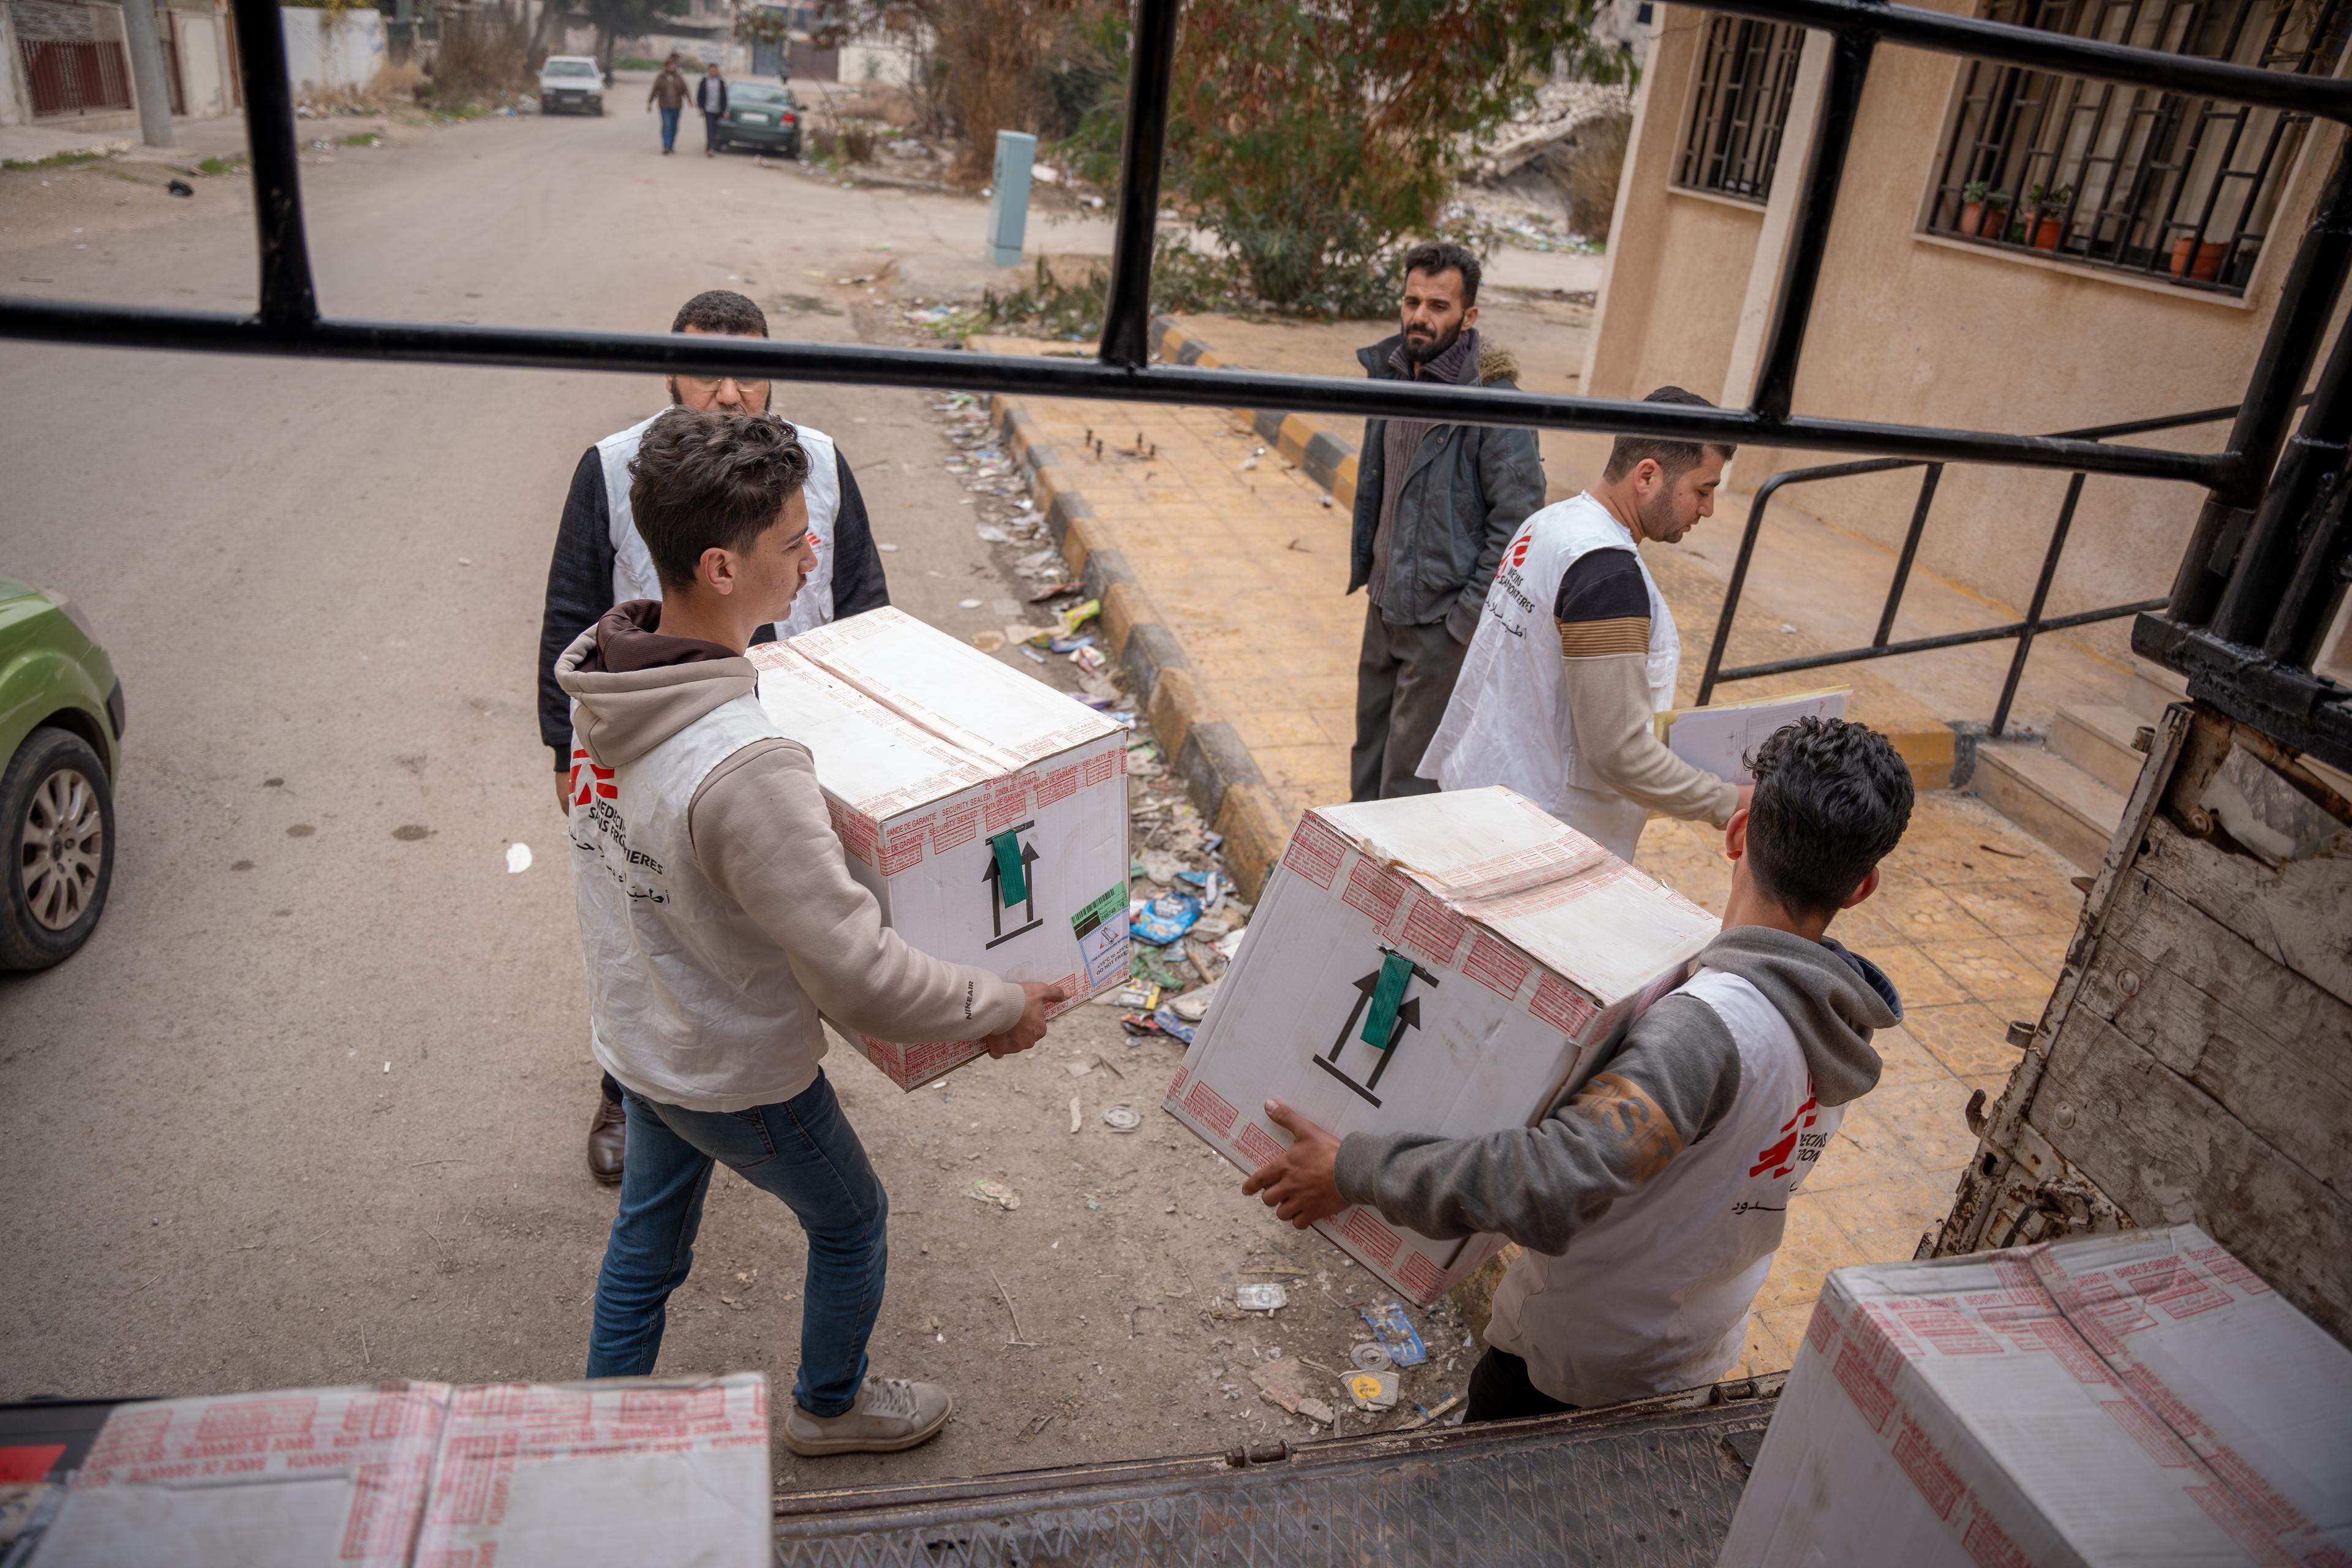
left=1659, top=688, right=1850, bottom=785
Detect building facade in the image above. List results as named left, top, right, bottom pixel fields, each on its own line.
left=2, top=0, right=245, bottom=128
left=1583, top=0, right=2351, bottom=662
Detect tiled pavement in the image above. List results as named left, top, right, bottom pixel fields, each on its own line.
left=978, top=336, right=2092, bottom=1377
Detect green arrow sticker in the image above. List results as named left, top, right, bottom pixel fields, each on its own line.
left=1361, top=951, right=1414, bottom=1049
left=991, top=830, right=1027, bottom=907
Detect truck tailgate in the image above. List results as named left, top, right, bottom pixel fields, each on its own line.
left=772, top=1379, right=1780, bottom=1567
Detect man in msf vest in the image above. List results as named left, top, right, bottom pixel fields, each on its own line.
left=556, top=407, right=1065, bottom=1455
left=1243, top=717, right=1909, bottom=1421
left=540, top=288, right=889, bottom=1183
left=1420, top=385, right=1747, bottom=861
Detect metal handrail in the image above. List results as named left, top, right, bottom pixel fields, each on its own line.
left=1694, top=400, right=2301, bottom=737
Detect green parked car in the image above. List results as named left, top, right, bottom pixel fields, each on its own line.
left=0, top=578, right=123, bottom=969
left=714, top=83, right=802, bottom=157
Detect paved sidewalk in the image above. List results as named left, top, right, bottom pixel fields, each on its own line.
left=981, top=328, right=2095, bottom=1379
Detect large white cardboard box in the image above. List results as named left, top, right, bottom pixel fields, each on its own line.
left=1161, top=786, right=1719, bottom=1306
left=1719, top=1226, right=2352, bottom=1567
left=28, top=1374, right=771, bottom=1568
left=753, top=607, right=1130, bottom=1088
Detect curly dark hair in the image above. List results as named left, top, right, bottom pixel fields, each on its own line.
left=670, top=289, right=768, bottom=337
left=1742, top=716, right=1915, bottom=918
left=628, top=408, right=810, bottom=590
left=1403, top=239, right=1483, bottom=306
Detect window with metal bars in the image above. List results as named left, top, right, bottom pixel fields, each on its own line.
left=1675, top=14, right=1808, bottom=202
left=1928, top=0, right=2350, bottom=294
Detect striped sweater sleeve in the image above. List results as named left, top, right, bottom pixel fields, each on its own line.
left=1553, top=550, right=1738, bottom=827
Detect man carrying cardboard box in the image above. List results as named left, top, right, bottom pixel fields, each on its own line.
left=556, top=407, right=1064, bottom=1455
left=1419, top=386, right=1747, bottom=862
left=539, top=287, right=889, bottom=1183
left=1244, top=717, right=1910, bottom=1421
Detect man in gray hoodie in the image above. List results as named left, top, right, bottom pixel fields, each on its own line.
left=1243, top=716, right=1910, bottom=1420
left=557, top=407, right=1064, bottom=1455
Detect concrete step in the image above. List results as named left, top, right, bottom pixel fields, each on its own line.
left=2050, top=703, right=2149, bottom=796
left=2125, top=658, right=2189, bottom=725
left=1973, top=743, right=2128, bottom=872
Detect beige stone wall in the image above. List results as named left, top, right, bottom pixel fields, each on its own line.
left=1589, top=2, right=2351, bottom=664
left=1584, top=7, right=1760, bottom=405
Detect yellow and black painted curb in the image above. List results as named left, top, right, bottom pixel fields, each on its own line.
left=987, top=387, right=1294, bottom=902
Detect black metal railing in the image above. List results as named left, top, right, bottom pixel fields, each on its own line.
left=0, top=0, right=2348, bottom=764
left=1695, top=402, right=2285, bottom=737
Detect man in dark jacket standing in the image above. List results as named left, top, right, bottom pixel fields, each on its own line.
left=646, top=56, right=688, bottom=155
left=538, top=287, right=889, bottom=1182
left=696, top=61, right=729, bottom=157
left=1348, top=241, right=1547, bottom=801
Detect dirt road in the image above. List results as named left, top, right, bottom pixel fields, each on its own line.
left=0, top=96, right=1481, bottom=1489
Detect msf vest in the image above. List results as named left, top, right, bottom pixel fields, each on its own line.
left=1420, top=492, right=1678, bottom=859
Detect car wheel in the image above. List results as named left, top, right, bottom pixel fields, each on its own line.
left=0, top=727, right=115, bottom=970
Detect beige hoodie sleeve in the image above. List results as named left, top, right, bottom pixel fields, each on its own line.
left=687, top=739, right=1028, bottom=1042
left=1563, top=652, right=1740, bottom=827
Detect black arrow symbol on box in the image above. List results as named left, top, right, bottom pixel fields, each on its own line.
left=1313, top=958, right=1434, bottom=1108
left=981, top=834, right=1042, bottom=948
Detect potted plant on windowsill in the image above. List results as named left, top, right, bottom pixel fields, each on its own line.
left=1959, top=181, right=2011, bottom=239
left=2170, top=233, right=2230, bottom=282
left=2023, top=183, right=2071, bottom=251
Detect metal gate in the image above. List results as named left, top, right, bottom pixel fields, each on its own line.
left=1, top=0, right=2348, bottom=766
left=18, top=37, right=133, bottom=117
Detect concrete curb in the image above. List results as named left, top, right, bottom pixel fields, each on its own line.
left=1150, top=314, right=1362, bottom=509
left=988, top=394, right=1295, bottom=901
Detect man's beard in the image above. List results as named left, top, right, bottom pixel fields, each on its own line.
left=1401, top=318, right=1464, bottom=366
left=1638, top=484, right=1687, bottom=543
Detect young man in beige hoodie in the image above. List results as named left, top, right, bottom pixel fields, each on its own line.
left=557, top=406, right=1063, bottom=1456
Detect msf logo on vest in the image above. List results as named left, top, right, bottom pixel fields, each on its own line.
left=1487, top=525, right=1539, bottom=635
left=570, top=745, right=669, bottom=904
left=1749, top=1079, right=1824, bottom=1180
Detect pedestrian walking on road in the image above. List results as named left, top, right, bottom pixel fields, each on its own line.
left=696, top=62, right=729, bottom=157
left=647, top=58, right=688, bottom=154
left=1420, top=386, right=1747, bottom=862
left=559, top=407, right=1065, bottom=1454
left=1347, top=240, right=1545, bottom=802
left=537, top=287, right=890, bottom=1183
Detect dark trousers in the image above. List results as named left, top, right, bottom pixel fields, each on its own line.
left=703, top=110, right=723, bottom=151
left=1464, top=1346, right=1577, bottom=1425
left=1350, top=601, right=1468, bottom=802
left=602, top=1070, right=624, bottom=1103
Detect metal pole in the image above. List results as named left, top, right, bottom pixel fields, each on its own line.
left=1098, top=0, right=1182, bottom=371
left=2167, top=147, right=2352, bottom=627
left=2213, top=311, right=2352, bottom=646
left=119, top=0, right=176, bottom=148
left=1871, top=462, right=1941, bottom=647
left=1698, top=0, right=2352, bottom=121
left=1748, top=27, right=1875, bottom=422
left=1991, top=472, right=2086, bottom=737
left=1698, top=482, right=1779, bottom=707
left=229, top=0, right=318, bottom=331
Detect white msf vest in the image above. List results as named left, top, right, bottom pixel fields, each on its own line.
left=1419, top=492, right=1678, bottom=860
left=1485, top=969, right=1843, bottom=1407
left=599, top=410, right=844, bottom=639
left=568, top=692, right=828, bottom=1112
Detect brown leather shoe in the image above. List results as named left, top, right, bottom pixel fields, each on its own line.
left=587, top=1095, right=626, bottom=1184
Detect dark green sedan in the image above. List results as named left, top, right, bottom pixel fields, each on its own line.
left=715, top=84, right=802, bottom=157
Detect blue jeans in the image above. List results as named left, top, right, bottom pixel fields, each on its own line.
left=585, top=1071, right=887, bottom=1417
left=658, top=106, right=680, bottom=151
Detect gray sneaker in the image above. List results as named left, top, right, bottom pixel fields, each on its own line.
left=783, top=1375, right=953, bottom=1456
